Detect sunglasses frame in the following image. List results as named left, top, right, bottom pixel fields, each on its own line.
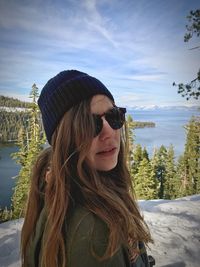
left=92, top=106, right=127, bottom=137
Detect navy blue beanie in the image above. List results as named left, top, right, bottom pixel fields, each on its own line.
left=38, top=70, right=114, bottom=144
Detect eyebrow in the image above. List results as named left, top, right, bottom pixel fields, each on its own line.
left=92, top=105, right=115, bottom=116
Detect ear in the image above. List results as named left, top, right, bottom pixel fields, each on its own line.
left=45, top=167, right=51, bottom=183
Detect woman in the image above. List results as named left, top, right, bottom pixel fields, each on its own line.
left=21, top=70, right=153, bottom=267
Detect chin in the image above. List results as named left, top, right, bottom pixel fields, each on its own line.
left=96, top=161, right=118, bottom=172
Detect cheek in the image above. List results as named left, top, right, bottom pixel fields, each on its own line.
left=115, top=130, right=121, bottom=145
left=85, top=139, right=97, bottom=164
left=114, top=131, right=121, bottom=155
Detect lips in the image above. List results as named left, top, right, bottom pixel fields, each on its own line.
left=96, top=147, right=117, bottom=156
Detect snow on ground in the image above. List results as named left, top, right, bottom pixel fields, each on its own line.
left=140, top=194, right=200, bottom=267
left=0, top=195, right=200, bottom=267
left=0, top=219, right=22, bottom=267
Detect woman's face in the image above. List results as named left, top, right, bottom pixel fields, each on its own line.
left=86, top=95, right=121, bottom=171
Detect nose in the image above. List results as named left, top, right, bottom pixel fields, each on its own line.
left=99, top=117, right=114, bottom=140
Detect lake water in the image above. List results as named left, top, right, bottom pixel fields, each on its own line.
left=0, top=144, right=20, bottom=209
left=0, top=108, right=199, bottom=208
left=129, top=109, right=200, bottom=157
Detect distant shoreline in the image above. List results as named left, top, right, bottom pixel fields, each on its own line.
left=133, top=121, right=155, bottom=128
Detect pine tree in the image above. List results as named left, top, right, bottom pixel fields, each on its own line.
left=12, top=126, right=28, bottom=166
left=175, top=155, right=186, bottom=198
left=11, top=84, right=46, bottom=218
left=164, top=145, right=177, bottom=199
left=180, top=116, right=200, bottom=196
left=142, top=147, right=149, bottom=161
left=131, top=144, right=143, bottom=176
left=0, top=206, right=12, bottom=223
left=151, top=145, right=167, bottom=199
left=134, top=158, right=158, bottom=200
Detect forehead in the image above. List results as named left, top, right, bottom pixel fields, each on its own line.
left=90, top=95, right=114, bottom=114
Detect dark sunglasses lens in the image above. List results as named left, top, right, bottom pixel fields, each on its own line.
left=106, top=108, right=126, bottom=130
left=93, top=115, right=103, bottom=137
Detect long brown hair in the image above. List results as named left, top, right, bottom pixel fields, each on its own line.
left=22, top=98, right=153, bottom=267
left=21, top=146, right=52, bottom=266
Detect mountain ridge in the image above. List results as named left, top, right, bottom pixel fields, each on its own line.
left=127, top=105, right=200, bottom=111
left=0, top=95, right=199, bottom=112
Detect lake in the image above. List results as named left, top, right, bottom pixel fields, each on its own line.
left=0, top=108, right=199, bottom=208
left=0, top=144, right=20, bottom=209
left=129, top=109, right=200, bottom=157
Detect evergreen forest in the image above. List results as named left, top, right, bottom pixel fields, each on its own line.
left=0, top=95, right=32, bottom=108
left=0, top=110, right=30, bottom=142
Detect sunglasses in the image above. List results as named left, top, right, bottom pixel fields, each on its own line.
left=92, top=106, right=126, bottom=137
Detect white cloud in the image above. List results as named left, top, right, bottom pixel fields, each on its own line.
left=124, top=74, right=166, bottom=82
left=0, top=0, right=199, bottom=106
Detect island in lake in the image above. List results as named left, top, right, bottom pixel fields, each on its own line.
left=133, top=121, right=155, bottom=128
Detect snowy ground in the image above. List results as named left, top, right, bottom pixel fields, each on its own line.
left=142, top=195, right=200, bottom=267
left=0, top=195, right=200, bottom=267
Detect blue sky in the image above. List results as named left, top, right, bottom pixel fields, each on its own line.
left=0, top=0, right=199, bottom=107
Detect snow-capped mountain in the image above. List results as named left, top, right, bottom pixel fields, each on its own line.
left=0, top=106, right=29, bottom=112
left=127, top=105, right=199, bottom=111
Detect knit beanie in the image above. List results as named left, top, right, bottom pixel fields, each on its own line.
left=38, top=70, right=114, bottom=144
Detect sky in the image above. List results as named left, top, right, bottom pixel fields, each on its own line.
left=0, top=0, right=199, bottom=107
left=1, top=194, right=200, bottom=267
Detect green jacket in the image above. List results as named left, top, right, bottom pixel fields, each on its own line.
left=27, top=206, right=150, bottom=267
